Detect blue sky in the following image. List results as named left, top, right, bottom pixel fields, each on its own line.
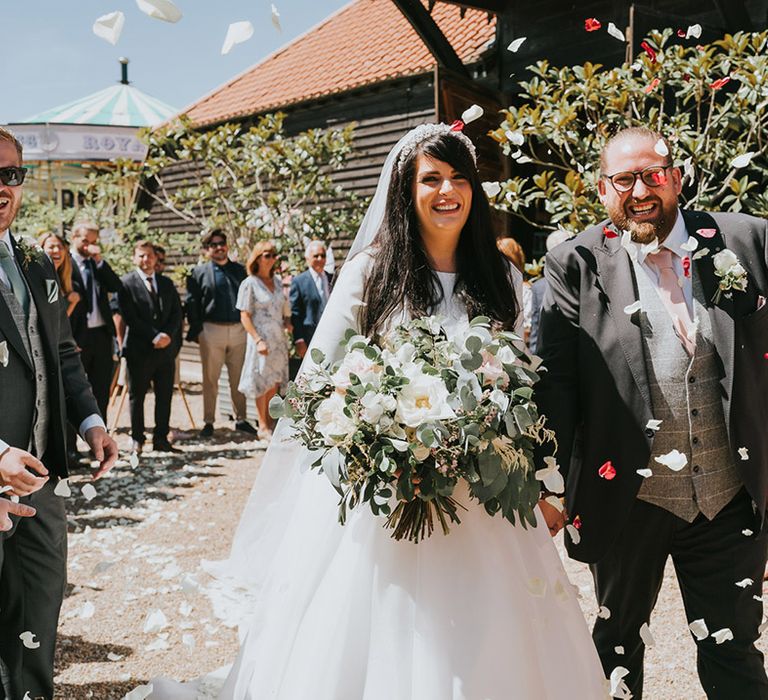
left=1, top=0, right=349, bottom=124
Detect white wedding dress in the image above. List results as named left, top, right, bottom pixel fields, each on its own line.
left=148, top=254, right=608, bottom=700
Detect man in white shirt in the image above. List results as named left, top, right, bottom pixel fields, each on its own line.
left=289, top=240, right=332, bottom=359
left=0, top=126, right=118, bottom=700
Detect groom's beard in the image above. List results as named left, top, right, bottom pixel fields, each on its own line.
left=606, top=198, right=676, bottom=245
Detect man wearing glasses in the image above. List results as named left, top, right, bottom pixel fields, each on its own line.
left=185, top=230, right=255, bottom=438
left=535, top=126, right=768, bottom=699
left=289, top=240, right=332, bottom=360
left=0, top=127, right=118, bottom=699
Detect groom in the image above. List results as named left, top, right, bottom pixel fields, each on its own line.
left=0, top=127, right=118, bottom=700
left=536, top=126, right=768, bottom=698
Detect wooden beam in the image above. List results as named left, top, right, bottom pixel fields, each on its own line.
left=391, top=0, right=470, bottom=77
left=711, top=0, right=753, bottom=31
left=438, top=0, right=508, bottom=10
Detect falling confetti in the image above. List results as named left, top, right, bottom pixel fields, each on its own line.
left=742, top=529, right=754, bottom=536
left=93, top=11, right=125, bottom=45
left=603, top=226, right=619, bottom=239
left=535, top=456, right=564, bottom=493
left=19, top=631, right=40, bottom=649
left=507, top=37, right=527, bottom=52
left=461, top=104, right=484, bottom=124
left=711, top=76, right=731, bottom=90
left=598, top=461, right=617, bottom=480
left=129, top=451, right=140, bottom=468
left=639, top=622, right=656, bottom=647
left=54, top=479, right=71, bottom=497
left=597, top=605, right=612, bottom=619
left=697, top=228, right=717, bottom=238
left=505, top=130, right=525, bottom=145
left=624, top=300, right=642, bottom=315
left=645, top=419, right=662, bottom=431
left=482, top=182, right=501, bottom=198
left=221, top=21, right=254, bottom=55
left=640, top=40, right=657, bottom=62
left=654, top=449, right=687, bottom=472
left=81, top=483, right=98, bottom=501
left=712, top=628, right=734, bottom=644
left=136, top=0, right=182, bottom=23
left=609, top=666, right=631, bottom=699
left=736, top=578, right=754, bottom=588
left=645, top=78, right=661, bottom=94
left=738, top=447, right=750, bottom=460
left=636, top=468, right=652, bottom=478
left=689, top=619, right=709, bottom=640
left=584, top=18, right=601, bottom=32
left=680, top=236, right=699, bottom=252
left=686, top=24, right=703, bottom=39
left=654, top=139, right=669, bottom=156
left=271, top=4, right=282, bottom=32
left=565, top=523, right=581, bottom=544
left=614, top=646, right=625, bottom=655
left=606, top=22, right=625, bottom=42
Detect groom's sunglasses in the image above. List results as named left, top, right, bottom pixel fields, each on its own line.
left=0, top=166, right=27, bottom=187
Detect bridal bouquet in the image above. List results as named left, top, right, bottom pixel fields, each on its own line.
left=270, top=316, right=556, bottom=543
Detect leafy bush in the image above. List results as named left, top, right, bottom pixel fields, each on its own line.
left=489, top=29, right=768, bottom=233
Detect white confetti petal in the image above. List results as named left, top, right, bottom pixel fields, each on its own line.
left=624, top=300, right=642, bottom=315
left=654, top=449, right=687, bottom=472
left=271, top=4, right=282, bottom=32
left=505, top=130, right=525, bottom=146
left=221, top=21, right=254, bottom=55
left=461, top=104, right=484, bottom=124
left=93, top=11, right=125, bottom=45
left=107, top=652, right=124, bottom=661
left=0, top=485, right=11, bottom=495
left=692, top=247, right=710, bottom=261
left=686, top=23, right=702, bottom=39
left=143, top=609, right=168, bottom=634
left=742, top=529, right=754, bottom=536
left=614, top=645, right=625, bottom=655
left=606, top=22, right=625, bottom=42
left=544, top=495, right=564, bottom=513
left=738, top=447, right=749, bottom=461
left=565, top=523, right=581, bottom=545
left=680, top=236, right=699, bottom=252
left=527, top=577, right=547, bottom=597
left=136, top=0, right=182, bottom=23
left=683, top=156, right=695, bottom=181
left=535, top=456, right=564, bottom=494
left=54, top=479, right=71, bottom=497
left=609, top=666, right=631, bottom=698
left=736, top=578, right=754, bottom=588
left=507, top=37, right=527, bottom=52
left=123, top=683, right=153, bottom=700
left=481, top=181, right=501, bottom=198
left=689, top=618, right=709, bottom=640
left=19, top=631, right=40, bottom=649
left=712, top=628, right=733, bottom=644
left=597, top=605, right=611, bottom=619
left=639, top=622, right=656, bottom=647
left=731, top=152, right=754, bottom=169
left=81, top=483, right=98, bottom=501
left=636, top=468, right=653, bottom=478
left=79, top=601, right=95, bottom=619
left=654, top=139, right=669, bottom=157
left=645, top=419, right=662, bottom=432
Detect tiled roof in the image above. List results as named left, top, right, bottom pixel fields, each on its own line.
left=184, top=0, right=496, bottom=126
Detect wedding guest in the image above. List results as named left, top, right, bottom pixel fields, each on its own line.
left=497, top=236, right=531, bottom=343
left=537, top=126, right=768, bottom=698
left=118, top=240, right=183, bottom=454
left=70, top=221, right=122, bottom=419
left=0, top=126, right=117, bottom=700
left=185, top=231, right=255, bottom=438
left=237, top=240, right=290, bottom=439
left=38, top=232, right=80, bottom=319
left=289, top=240, right=332, bottom=358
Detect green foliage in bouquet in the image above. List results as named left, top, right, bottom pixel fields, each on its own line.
left=271, top=316, right=557, bottom=543
left=488, top=29, right=768, bottom=233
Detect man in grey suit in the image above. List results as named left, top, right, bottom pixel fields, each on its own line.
left=537, top=127, right=768, bottom=699
left=0, top=127, right=118, bottom=700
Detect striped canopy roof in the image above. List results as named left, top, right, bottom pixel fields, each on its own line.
left=21, top=83, right=177, bottom=128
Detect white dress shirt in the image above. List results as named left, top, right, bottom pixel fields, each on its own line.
left=0, top=231, right=105, bottom=456
left=71, top=250, right=108, bottom=329
left=138, top=269, right=166, bottom=345
left=309, top=267, right=329, bottom=301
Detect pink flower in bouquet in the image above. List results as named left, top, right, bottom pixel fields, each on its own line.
left=331, top=349, right=382, bottom=390
left=477, top=350, right=509, bottom=386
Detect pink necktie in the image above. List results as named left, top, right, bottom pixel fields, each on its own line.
left=649, top=248, right=695, bottom=355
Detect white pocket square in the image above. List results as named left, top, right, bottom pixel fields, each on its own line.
left=45, top=278, right=58, bottom=303
left=0, top=340, right=8, bottom=367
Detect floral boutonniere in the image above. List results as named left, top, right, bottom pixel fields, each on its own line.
left=15, top=237, right=47, bottom=270
left=712, top=248, right=748, bottom=303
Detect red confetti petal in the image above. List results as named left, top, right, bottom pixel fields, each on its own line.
left=697, top=228, right=717, bottom=238
left=449, top=119, right=465, bottom=132
left=644, top=78, right=661, bottom=94
left=764, top=353, right=768, bottom=360
left=640, top=40, right=657, bottom=62
left=711, top=76, right=731, bottom=90
left=677, top=29, right=686, bottom=38
left=650, top=170, right=668, bottom=186
left=603, top=226, right=619, bottom=239
left=585, top=18, right=601, bottom=31
left=682, top=256, right=691, bottom=278
left=599, top=461, right=617, bottom=480
left=573, top=515, right=582, bottom=529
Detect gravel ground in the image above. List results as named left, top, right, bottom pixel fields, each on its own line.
left=53, top=379, right=766, bottom=699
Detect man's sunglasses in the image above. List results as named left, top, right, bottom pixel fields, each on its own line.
left=260, top=252, right=277, bottom=259
left=603, top=165, right=672, bottom=193
left=0, top=166, right=27, bottom=187
left=207, top=240, right=227, bottom=248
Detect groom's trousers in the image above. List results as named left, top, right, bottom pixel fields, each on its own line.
left=0, top=481, right=67, bottom=700
left=588, top=488, right=768, bottom=699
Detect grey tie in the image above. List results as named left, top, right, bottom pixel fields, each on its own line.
left=0, top=241, right=30, bottom=317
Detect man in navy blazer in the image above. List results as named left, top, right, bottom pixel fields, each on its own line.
left=289, top=240, right=332, bottom=358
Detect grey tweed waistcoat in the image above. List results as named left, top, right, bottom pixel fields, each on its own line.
left=0, top=272, right=50, bottom=458
left=634, top=259, right=742, bottom=522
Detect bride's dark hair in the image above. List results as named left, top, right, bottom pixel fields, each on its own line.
left=360, top=130, right=519, bottom=338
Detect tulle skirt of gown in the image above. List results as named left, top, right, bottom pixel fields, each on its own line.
left=149, top=432, right=607, bottom=700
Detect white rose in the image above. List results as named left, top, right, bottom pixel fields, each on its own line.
left=315, top=392, right=357, bottom=445
left=360, top=391, right=397, bottom=425
left=331, top=349, right=381, bottom=390
left=712, top=248, right=738, bottom=274
left=395, top=365, right=456, bottom=428
left=731, top=262, right=746, bottom=277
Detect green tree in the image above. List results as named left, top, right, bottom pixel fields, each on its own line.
left=488, top=29, right=768, bottom=234
left=141, top=113, right=362, bottom=273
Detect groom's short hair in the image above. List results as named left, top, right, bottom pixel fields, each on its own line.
left=600, top=127, right=673, bottom=172
left=0, top=127, right=23, bottom=162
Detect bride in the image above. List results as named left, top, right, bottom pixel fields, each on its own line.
left=148, top=123, right=607, bottom=699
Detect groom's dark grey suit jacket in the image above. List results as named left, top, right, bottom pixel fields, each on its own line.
left=0, top=233, right=98, bottom=480
left=536, top=210, right=768, bottom=563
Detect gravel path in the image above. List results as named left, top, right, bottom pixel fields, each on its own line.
left=53, top=381, right=766, bottom=699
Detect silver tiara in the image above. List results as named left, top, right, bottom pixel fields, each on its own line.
left=395, top=123, right=477, bottom=174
